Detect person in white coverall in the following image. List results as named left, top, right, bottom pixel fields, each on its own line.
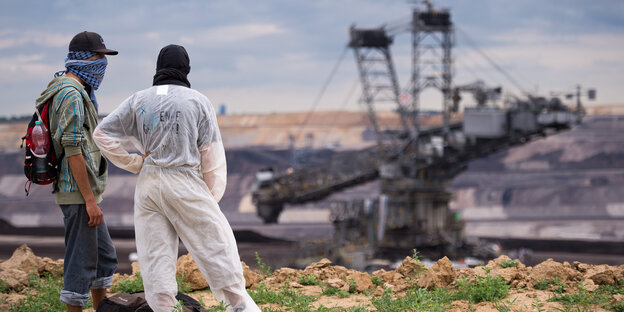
left=93, top=44, right=260, bottom=312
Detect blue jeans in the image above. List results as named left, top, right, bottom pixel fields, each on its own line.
left=59, top=204, right=118, bottom=307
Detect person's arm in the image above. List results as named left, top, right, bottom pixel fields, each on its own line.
left=197, top=96, right=227, bottom=202
left=93, top=127, right=148, bottom=174
left=200, top=141, right=227, bottom=202
left=67, top=154, right=102, bottom=227
left=93, top=95, right=148, bottom=174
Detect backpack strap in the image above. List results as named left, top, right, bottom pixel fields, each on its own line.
left=24, top=180, right=32, bottom=196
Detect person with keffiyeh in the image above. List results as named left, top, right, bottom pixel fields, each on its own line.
left=34, top=31, right=119, bottom=311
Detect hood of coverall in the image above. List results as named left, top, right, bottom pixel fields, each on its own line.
left=153, top=44, right=191, bottom=88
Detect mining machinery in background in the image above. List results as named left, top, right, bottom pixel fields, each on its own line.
left=252, top=1, right=592, bottom=262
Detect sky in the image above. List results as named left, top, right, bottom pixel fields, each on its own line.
left=0, top=0, right=623, bottom=117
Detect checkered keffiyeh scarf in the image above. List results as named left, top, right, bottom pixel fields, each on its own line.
left=55, top=51, right=108, bottom=112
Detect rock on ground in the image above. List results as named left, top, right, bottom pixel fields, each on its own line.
left=0, top=244, right=63, bottom=292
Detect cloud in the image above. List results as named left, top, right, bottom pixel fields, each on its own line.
left=1, top=1, right=622, bottom=118
left=0, top=54, right=58, bottom=78
left=464, top=31, right=624, bottom=72
left=200, top=80, right=361, bottom=115
left=0, top=29, right=71, bottom=50
left=187, top=23, right=285, bottom=45
left=145, top=32, right=160, bottom=40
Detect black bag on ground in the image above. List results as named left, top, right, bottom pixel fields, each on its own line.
left=97, top=291, right=205, bottom=312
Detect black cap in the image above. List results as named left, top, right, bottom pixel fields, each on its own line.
left=69, top=31, right=118, bottom=55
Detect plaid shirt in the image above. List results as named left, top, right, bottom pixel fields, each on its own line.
left=37, top=76, right=108, bottom=204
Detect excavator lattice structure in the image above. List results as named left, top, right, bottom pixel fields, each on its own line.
left=252, top=2, right=585, bottom=260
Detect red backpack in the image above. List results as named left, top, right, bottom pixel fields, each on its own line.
left=21, top=98, right=62, bottom=196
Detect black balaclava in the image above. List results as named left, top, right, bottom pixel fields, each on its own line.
left=152, top=44, right=191, bottom=88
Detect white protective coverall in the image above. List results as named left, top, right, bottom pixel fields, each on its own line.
left=94, top=84, right=260, bottom=312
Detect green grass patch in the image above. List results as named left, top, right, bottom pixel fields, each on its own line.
left=111, top=272, right=191, bottom=293
left=551, top=277, right=568, bottom=294
left=0, top=278, right=10, bottom=293
left=494, top=298, right=517, bottom=312
left=371, top=287, right=454, bottom=312
left=453, top=270, right=509, bottom=304
left=299, top=273, right=319, bottom=286
left=206, top=301, right=228, bottom=311
left=499, top=259, right=519, bottom=268
left=322, top=286, right=351, bottom=298
left=610, top=302, right=624, bottom=312
left=10, top=274, right=70, bottom=312
left=111, top=272, right=145, bottom=293
left=548, top=280, right=624, bottom=311
left=347, top=279, right=357, bottom=293
left=533, top=278, right=550, bottom=290
left=371, top=276, right=383, bottom=286
left=249, top=282, right=315, bottom=310
left=532, top=276, right=568, bottom=293
left=314, top=305, right=369, bottom=312
left=176, top=274, right=192, bottom=293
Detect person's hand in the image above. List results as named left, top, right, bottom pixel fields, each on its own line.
left=142, top=151, right=151, bottom=162
left=86, top=202, right=103, bottom=227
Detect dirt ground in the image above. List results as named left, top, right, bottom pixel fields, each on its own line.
left=1, top=245, right=623, bottom=311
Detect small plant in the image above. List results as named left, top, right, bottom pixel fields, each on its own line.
left=610, top=302, right=624, bottom=312
left=348, top=278, right=358, bottom=293
left=0, top=278, right=9, bottom=293
left=299, top=273, right=319, bottom=286
left=249, top=282, right=314, bottom=309
left=552, top=307, right=589, bottom=312
left=112, top=272, right=190, bottom=294
left=533, top=278, right=550, bottom=290
left=176, top=274, right=192, bottom=293
left=254, top=251, right=272, bottom=276
left=533, top=276, right=569, bottom=293
left=371, top=276, right=383, bottom=286
left=494, top=298, right=516, bottom=312
left=532, top=298, right=546, bottom=312
left=494, top=302, right=511, bottom=312
left=499, top=259, right=519, bottom=268
left=111, top=272, right=144, bottom=293
left=548, top=281, right=606, bottom=310
left=412, top=248, right=422, bottom=261
left=197, top=295, right=206, bottom=307
left=551, top=277, right=568, bottom=294
left=172, top=300, right=185, bottom=312
left=10, top=274, right=67, bottom=312
left=207, top=301, right=228, bottom=311
left=322, top=286, right=351, bottom=298
left=370, top=287, right=397, bottom=310
left=454, top=272, right=510, bottom=304
left=371, top=287, right=453, bottom=312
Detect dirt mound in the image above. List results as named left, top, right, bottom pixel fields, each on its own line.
left=417, top=256, right=456, bottom=289
left=148, top=254, right=623, bottom=297
left=0, top=244, right=63, bottom=310
left=176, top=253, right=209, bottom=290
left=0, top=244, right=62, bottom=292
left=576, top=262, right=621, bottom=285
left=529, top=258, right=580, bottom=285
left=3, top=245, right=624, bottom=311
